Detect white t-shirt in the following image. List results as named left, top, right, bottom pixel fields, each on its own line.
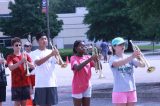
left=31, top=49, right=57, bottom=88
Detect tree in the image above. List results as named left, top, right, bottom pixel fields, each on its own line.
left=127, top=0, right=160, bottom=50
left=0, top=0, right=63, bottom=41
left=127, top=0, right=160, bottom=23
left=84, top=0, right=142, bottom=42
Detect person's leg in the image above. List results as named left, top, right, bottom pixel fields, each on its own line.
left=127, top=102, right=136, bottom=106
left=108, top=55, right=111, bottom=62
left=82, top=97, right=90, bottom=106
left=73, top=98, right=82, bottom=106
left=20, top=100, right=27, bottom=106
left=112, top=92, right=127, bottom=106
left=0, top=86, right=6, bottom=106
left=127, top=91, right=137, bottom=106
left=101, top=51, right=105, bottom=62
left=114, top=103, right=127, bottom=106
left=104, top=52, right=107, bottom=62
left=82, top=86, right=92, bottom=106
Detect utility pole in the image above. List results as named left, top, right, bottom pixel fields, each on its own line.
left=46, top=0, right=51, bottom=48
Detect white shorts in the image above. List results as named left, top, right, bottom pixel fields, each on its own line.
left=72, top=86, right=92, bottom=99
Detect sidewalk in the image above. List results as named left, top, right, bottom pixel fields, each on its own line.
left=92, top=82, right=160, bottom=98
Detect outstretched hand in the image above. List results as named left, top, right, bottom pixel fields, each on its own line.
left=132, top=50, right=141, bottom=59
left=50, top=49, right=59, bottom=57
left=91, top=54, right=100, bottom=62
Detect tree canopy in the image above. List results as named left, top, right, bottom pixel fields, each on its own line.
left=84, top=0, right=142, bottom=42
left=127, top=0, right=160, bottom=41
left=0, top=0, right=63, bottom=40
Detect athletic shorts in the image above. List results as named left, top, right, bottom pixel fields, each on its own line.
left=0, top=86, right=6, bottom=102
left=112, top=91, right=137, bottom=103
left=11, top=86, right=30, bottom=101
left=34, top=87, right=58, bottom=105
left=72, top=86, right=92, bottom=99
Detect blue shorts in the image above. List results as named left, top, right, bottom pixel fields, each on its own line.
left=34, top=87, right=58, bottom=105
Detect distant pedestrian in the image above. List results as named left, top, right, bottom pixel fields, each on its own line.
left=100, top=40, right=109, bottom=63
left=70, top=40, right=99, bottom=106
left=24, top=41, right=32, bottom=54
left=31, top=32, right=60, bottom=106
left=107, top=45, right=113, bottom=62
left=109, top=37, right=145, bottom=106
left=7, top=37, right=34, bottom=106
left=0, top=51, right=7, bottom=106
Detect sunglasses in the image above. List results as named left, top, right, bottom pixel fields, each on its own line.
left=24, top=45, right=31, bottom=47
left=14, top=44, right=21, bottom=47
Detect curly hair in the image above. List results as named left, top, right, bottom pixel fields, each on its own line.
left=11, top=37, right=22, bottom=46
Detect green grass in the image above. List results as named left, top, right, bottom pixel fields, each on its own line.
left=138, top=45, right=160, bottom=50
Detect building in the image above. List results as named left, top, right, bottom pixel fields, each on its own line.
left=55, top=7, right=90, bottom=48
left=0, top=0, right=14, bottom=47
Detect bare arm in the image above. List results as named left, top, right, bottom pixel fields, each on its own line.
left=73, top=55, right=98, bottom=71
left=112, top=55, right=134, bottom=67
left=8, top=59, right=24, bottom=71
left=35, top=53, right=52, bottom=66
left=112, top=50, right=143, bottom=68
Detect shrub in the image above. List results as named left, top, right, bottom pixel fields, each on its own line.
left=0, top=47, right=13, bottom=59
left=59, top=49, right=73, bottom=61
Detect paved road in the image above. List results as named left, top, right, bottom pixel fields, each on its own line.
left=2, top=55, right=160, bottom=106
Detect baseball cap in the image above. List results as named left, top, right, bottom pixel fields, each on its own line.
left=24, top=41, right=32, bottom=46
left=111, top=37, right=125, bottom=46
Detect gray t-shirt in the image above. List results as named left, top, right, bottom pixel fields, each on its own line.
left=109, top=54, right=139, bottom=92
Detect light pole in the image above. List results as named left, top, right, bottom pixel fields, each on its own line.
left=46, top=0, right=51, bottom=48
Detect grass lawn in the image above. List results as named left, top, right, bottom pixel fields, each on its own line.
left=138, top=45, right=160, bottom=50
